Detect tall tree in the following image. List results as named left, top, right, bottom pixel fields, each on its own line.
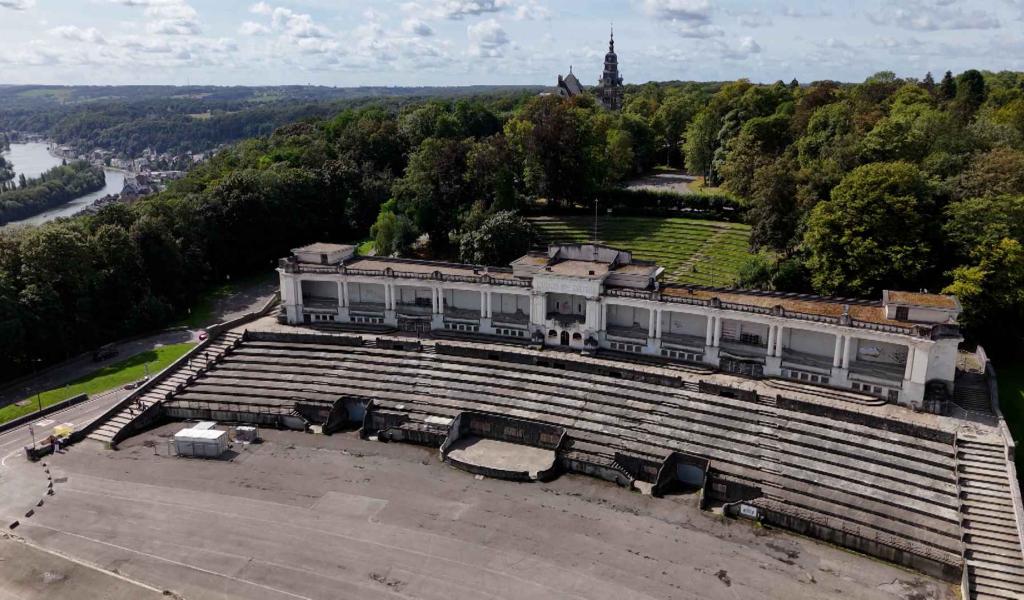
left=939, top=71, right=957, bottom=101
left=683, top=109, right=720, bottom=181
left=803, top=162, right=933, bottom=296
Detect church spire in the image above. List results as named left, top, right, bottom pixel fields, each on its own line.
left=609, top=24, right=614, bottom=53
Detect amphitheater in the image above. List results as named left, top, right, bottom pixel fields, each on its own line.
left=51, top=244, right=1023, bottom=600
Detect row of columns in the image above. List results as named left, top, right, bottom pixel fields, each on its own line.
left=704, top=315, right=723, bottom=347
left=832, top=334, right=854, bottom=369
left=328, top=282, right=917, bottom=381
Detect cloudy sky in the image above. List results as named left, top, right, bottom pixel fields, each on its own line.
left=0, top=0, right=1022, bottom=87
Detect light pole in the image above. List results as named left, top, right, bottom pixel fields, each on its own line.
left=28, top=424, right=35, bottom=448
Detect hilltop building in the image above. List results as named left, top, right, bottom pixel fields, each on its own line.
left=278, top=242, right=962, bottom=412
left=547, top=29, right=624, bottom=110
left=595, top=29, right=624, bottom=110
left=554, top=67, right=584, bottom=99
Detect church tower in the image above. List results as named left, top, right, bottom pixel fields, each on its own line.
left=596, top=27, right=624, bottom=111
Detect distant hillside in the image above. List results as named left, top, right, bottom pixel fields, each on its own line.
left=0, top=84, right=544, bottom=156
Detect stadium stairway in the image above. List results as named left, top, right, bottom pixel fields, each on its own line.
left=165, top=337, right=968, bottom=576
left=957, top=434, right=1024, bottom=599
left=86, top=331, right=242, bottom=444
left=955, top=372, right=993, bottom=414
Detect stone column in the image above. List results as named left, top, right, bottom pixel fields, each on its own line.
left=904, top=346, right=916, bottom=381
left=705, top=316, right=714, bottom=346
left=647, top=309, right=656, bottom=338
left=529, top=293, right=545, bottom=328
left=655, top=309, right=663, bottom=339
left=713, top=317, right=722, bottom=347
left=337, top=281, right=349, bottom=323
left=431, top=287, right=445, bottom=330
left=766, top=325, right=776, bottom=358
left=774, top=326, right=784, bottom=357
left=383, top=283, right=397, bottom=327
left=842, top=336, right=853, bottom=369
left=585, top=299, right=602, bottom=331
left=480, top=290, right=487, bottom=318
left=833, top=335, right=843, bottom=368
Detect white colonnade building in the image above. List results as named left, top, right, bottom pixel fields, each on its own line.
left=279, top=243, right=963, bottom=412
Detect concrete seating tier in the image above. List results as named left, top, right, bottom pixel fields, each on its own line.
left=165, top=337, right=966, bottom=569
left=86, top=331, right=243, bottom=444
left=955, top=436, right=1024, bottom=599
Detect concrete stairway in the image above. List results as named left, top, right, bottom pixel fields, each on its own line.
left=86, top=331, right=242, bottom=444
left=955, top=373, right=993, bottom=413
left=168, top=337, right=965, bottom=572
left=957, top=435, right=1024, bottom=599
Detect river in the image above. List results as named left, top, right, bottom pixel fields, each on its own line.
left=1, top=141, right=126, bottom=229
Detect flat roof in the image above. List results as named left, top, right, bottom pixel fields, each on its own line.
left=659, top=287, right=920, bottom=327
left=345, top=257, right=518, bottom=280
left=885, top=291, right=959, bottom=310
left=292, top=243, right=353, bottom=254
left=544, top=260, right=611, bottom=278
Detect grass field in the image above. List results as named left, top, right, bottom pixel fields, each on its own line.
left=530, top=215, right=753, bottom=286
left=0, top=342, right=196, bottom=426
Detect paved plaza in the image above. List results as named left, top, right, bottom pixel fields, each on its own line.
left=1, top=424, right=957, bottom=600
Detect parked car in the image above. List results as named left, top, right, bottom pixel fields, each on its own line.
left=198, top=330, right=209, bottom=341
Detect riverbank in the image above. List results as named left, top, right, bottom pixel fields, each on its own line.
left=0, top=141, right=126, bottom=229
left=0, top=161, right=106, bottom=226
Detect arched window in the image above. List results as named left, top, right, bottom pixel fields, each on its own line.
left=548, top=329, right=557, bottom=337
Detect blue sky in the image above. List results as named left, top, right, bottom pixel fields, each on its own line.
left=0, top=1, right=1022, bottom=86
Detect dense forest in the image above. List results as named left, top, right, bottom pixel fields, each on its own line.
left=0, top=84, right=543, bottom=156
left=0, top=161, right=105, bottom=225
left=1, top=70, right=1023, bottom=382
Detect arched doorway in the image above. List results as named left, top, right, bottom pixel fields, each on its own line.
left=560, top=331, right=570, bottom=345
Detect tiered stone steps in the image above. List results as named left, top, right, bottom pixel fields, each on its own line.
left=955, top=373, right=993, bottom=413
left=167, top=338, right=965, bottom=571
left=85, top=331, right=242, bottom=444
left=957, top=436, right=1024, bottom=599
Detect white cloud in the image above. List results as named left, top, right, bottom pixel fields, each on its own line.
left=467, top=18, right=509, bottom=57
left=868, top=1, right=1000, bottom=30
left=402, top=18, right=434, bottom=37
left=0, top=0, right=34, bottom=9
left=639, top=0, right=712, bottom=22
left=108, top=0, right=202, bottom=36
left=249, top=1, right=272, bottom=15
left=414, top=0, right=512, bottom=19
left=50, top=25, right=107, bottom=44
left=672, top=22, right=723, bottom=37
left=270, top=6, right=330, bottom=39
left=238, top=21, right=270, bottom=36
left=514, top=1, right=551, bottom=20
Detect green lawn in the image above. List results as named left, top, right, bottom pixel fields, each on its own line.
left=529, top=215, right=754, bottom=286
left=996, top=361, right=1024, bottom=477
left=0, top=342, right=196, bottom=426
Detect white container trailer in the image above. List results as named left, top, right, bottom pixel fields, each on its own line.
left=173, top=428, right=228, bottom=458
